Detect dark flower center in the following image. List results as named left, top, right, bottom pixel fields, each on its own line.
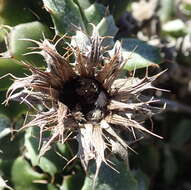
left=59, top=77, right=108, bottom=121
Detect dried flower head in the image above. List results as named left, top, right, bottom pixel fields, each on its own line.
left=4, top=26, right=164, bottom=179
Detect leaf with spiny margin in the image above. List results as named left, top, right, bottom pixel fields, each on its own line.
left=104, top=0, right=130, bottom=21
left=163, top=146, right=177, bottom=184
left=130, top=145, right=160, bottom=176
left=0, top=159, right=14, bottom=184
left=0, top=0, right=35, bottom=27
left=121, top=38, right=162, bottom=71
left=0, top=130, right=23, bottom=160
left=97, top=15, right=118, bottom=46
left=76, top=0, right=94, bottom=9
left=0, top=91, right=27, bottom=119
left=24, top=127, right=68, bottom=176
left=158, top=0, right=176, bottom=23
left=170, top=119, right=191, bottom=147
left=11, top=157, right=48, bottom=190
left=132, top=170, right=150, bottom=190
left=82, top=158, right=138, bottom=190
left=0, top=114, right=11, bottom=139
left=0, top=58, right=28, bottom=90
left=82, top=2, right=118, bottom=46
left=42, top=0, right=86, bottom=35
left=84, top=3, right=106, bottom=26
left=5, top=21, right=52, bottom=65
left=0, top=176, right=13, bottom=190
left=162, top=19, right=187, bottom=38
left=60, top=171, right=85, bottom=190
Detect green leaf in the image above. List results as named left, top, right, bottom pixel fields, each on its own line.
left=138, top=145, right=160, bottom=175
left=0, top=132, right=23, bottom=160
left=0, top=58, right=28, bottom=90
left=0, top=114, right=11, bottom=139
left=170, top=119, right=191, bottom=147
left=0, top=176, right=13, bottom=190
left=97, top=15, right=118, bottom=37
left=0, top=90, right=27, bottom=119
left=0, top=27, right=8, bottom=42
left=76, top=0, right=94, bottom=9
left=84, top=3, right=106, bottom=26
left=177, top=1, right=191, bottom=19
left=7, top=21, right=52, bottom=64
left=104, top=0, right=130, bottom=21
left=56, top=142, right=72, bottom=159
left=0, top=0, right=35, bottom=26
left=158, top=0, right=176, bottom=22
left=24, top=128, right=68, bottom=176
left=121, top=38, right=162, bottom=71
left=42, top=0, right=86, bottom=35
left=163, top=147, right=177, bottom=184
left=82, top=159, right=138, bottom=190
left=61, top=172, right=85, bottom=190
left=162, top=19, right=187, bottom=37
left=132, top=170, right=150, bottom=190
left=0, top=159, right=14, bottom=183
left=11, top=157, right=47, bottom=190
left=97, top=15, right=118, bottom=46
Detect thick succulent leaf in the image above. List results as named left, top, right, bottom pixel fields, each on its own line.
left=7, top=21, right=52, bottom=64
left=42, top=0, right=86, bottom=35
left=0, top=114, right=11, bottom=139
left=82, top=159, right=138, bottom=190
left=11, top=157, right=47, bottom=190
left=24, top=128, right=68, bottom=176
left=121, top=38, right=162, bottom=71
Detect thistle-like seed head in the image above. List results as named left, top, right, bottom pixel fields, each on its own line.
left=4, top=26, right=165, bottom=182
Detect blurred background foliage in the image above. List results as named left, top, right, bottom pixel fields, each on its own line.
left=0, top=0, right=191, bottom=189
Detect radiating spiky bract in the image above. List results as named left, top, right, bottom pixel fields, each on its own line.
left=5, top=26, right=164, bottom=179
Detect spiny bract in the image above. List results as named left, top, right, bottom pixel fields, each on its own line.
left=4, top=26, right=164, bottom=181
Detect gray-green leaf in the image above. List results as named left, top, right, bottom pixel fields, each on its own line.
left=121, top=38, right=162, bottom=71
left=42, top=0, right=86, bottom=35
left=82, top=159, right=138, bottom=190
